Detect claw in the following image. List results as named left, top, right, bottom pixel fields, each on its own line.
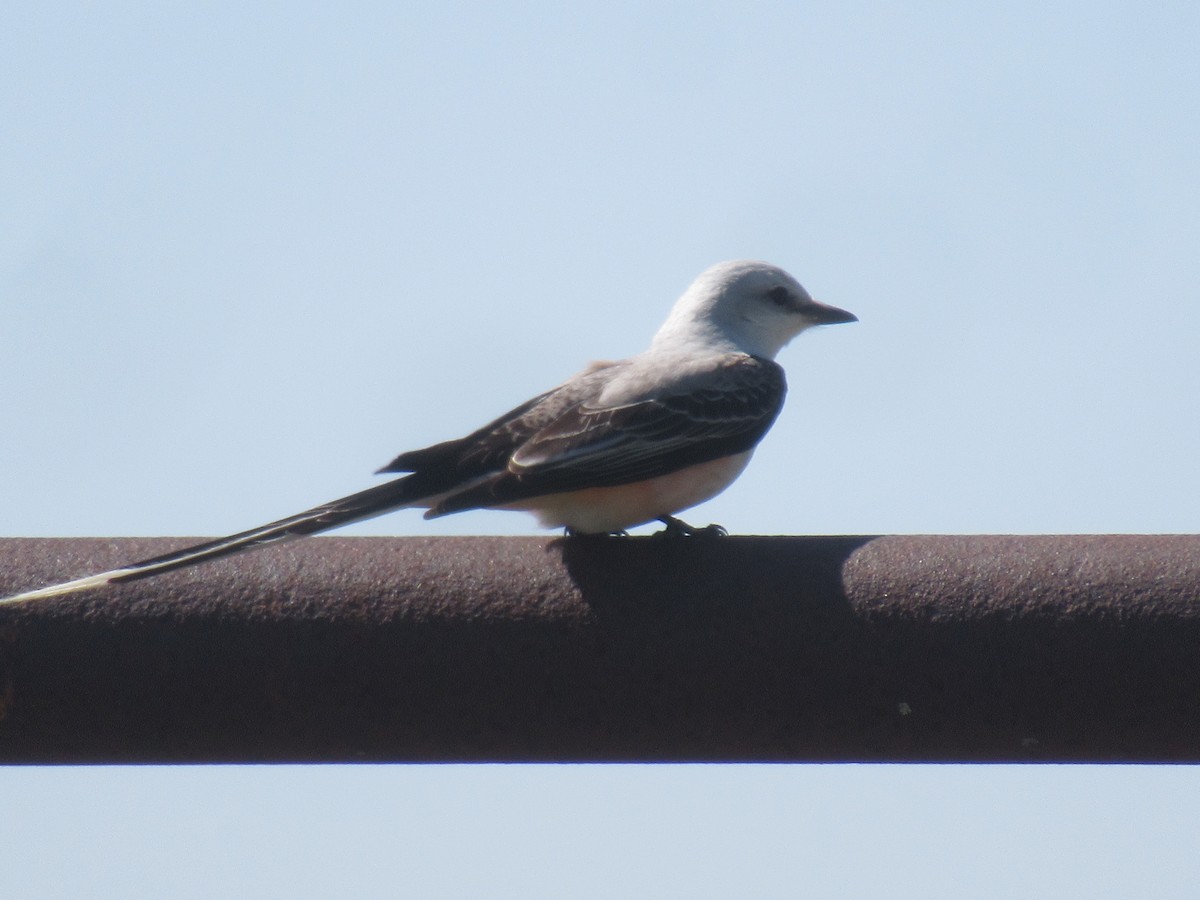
left=654, top=516, right=728, bottom=538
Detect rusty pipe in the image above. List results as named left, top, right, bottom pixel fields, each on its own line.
left=0, top=534, right=1197, bottom=763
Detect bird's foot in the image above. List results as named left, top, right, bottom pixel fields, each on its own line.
left=653, top=516, right=728, bottom=538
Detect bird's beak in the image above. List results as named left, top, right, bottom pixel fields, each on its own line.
left=803, top=300, right=858, bottom=325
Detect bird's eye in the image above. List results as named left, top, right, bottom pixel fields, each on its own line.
left=767, top=286, right=792, bottom=307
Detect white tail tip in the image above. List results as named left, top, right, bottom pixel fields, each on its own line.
left=0, top=569, right=131, bottom=604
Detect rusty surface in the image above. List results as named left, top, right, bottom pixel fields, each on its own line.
left=0, top=534, right=1198, bottom=763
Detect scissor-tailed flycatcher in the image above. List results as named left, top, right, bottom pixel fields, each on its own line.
left=2, top=260, right=856, bottom=603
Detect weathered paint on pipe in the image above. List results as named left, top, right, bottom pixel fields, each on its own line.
left=0, top=534, right=1197, bottom=763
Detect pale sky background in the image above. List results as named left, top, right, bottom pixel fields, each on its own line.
left=2, top=2, right=1198, bottom=897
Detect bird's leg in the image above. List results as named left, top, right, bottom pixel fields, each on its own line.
left=654, top=515, right=728, bottom=538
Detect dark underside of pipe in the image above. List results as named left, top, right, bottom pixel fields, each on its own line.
left=1, top=534, right=1198, bottom=764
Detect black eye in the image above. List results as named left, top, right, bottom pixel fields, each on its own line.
left=767, top=285, right=791, bottom=307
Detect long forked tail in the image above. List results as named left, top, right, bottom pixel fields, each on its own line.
left=1, top=478, right=422, bottom=604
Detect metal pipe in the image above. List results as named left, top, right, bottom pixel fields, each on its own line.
left=1, top=534, right=1197, bottom=763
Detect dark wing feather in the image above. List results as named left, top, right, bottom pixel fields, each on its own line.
left=374, top=361, right=625, bottom=497
left=429, top=354, right=786, bottom=515
left=376, top=391, right=553, bottom=474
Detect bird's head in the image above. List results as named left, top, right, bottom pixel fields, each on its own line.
left=652, top=260, right=857, bottom=359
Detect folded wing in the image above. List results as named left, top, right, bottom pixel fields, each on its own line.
left=428, top=354, right=786, bottom=516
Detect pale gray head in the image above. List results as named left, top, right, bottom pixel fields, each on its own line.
left=651, top=260, right=857, bottom=359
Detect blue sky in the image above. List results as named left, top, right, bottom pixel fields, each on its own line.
left=2, top=2, right=1198, bottom=896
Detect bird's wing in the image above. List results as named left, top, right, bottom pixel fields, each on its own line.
left=428, top=353, right=786, bottom=515
left=375, top=360, right=625, bottom=489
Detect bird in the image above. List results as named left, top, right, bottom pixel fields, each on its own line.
left=1, top=260, right=856, bottom=603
